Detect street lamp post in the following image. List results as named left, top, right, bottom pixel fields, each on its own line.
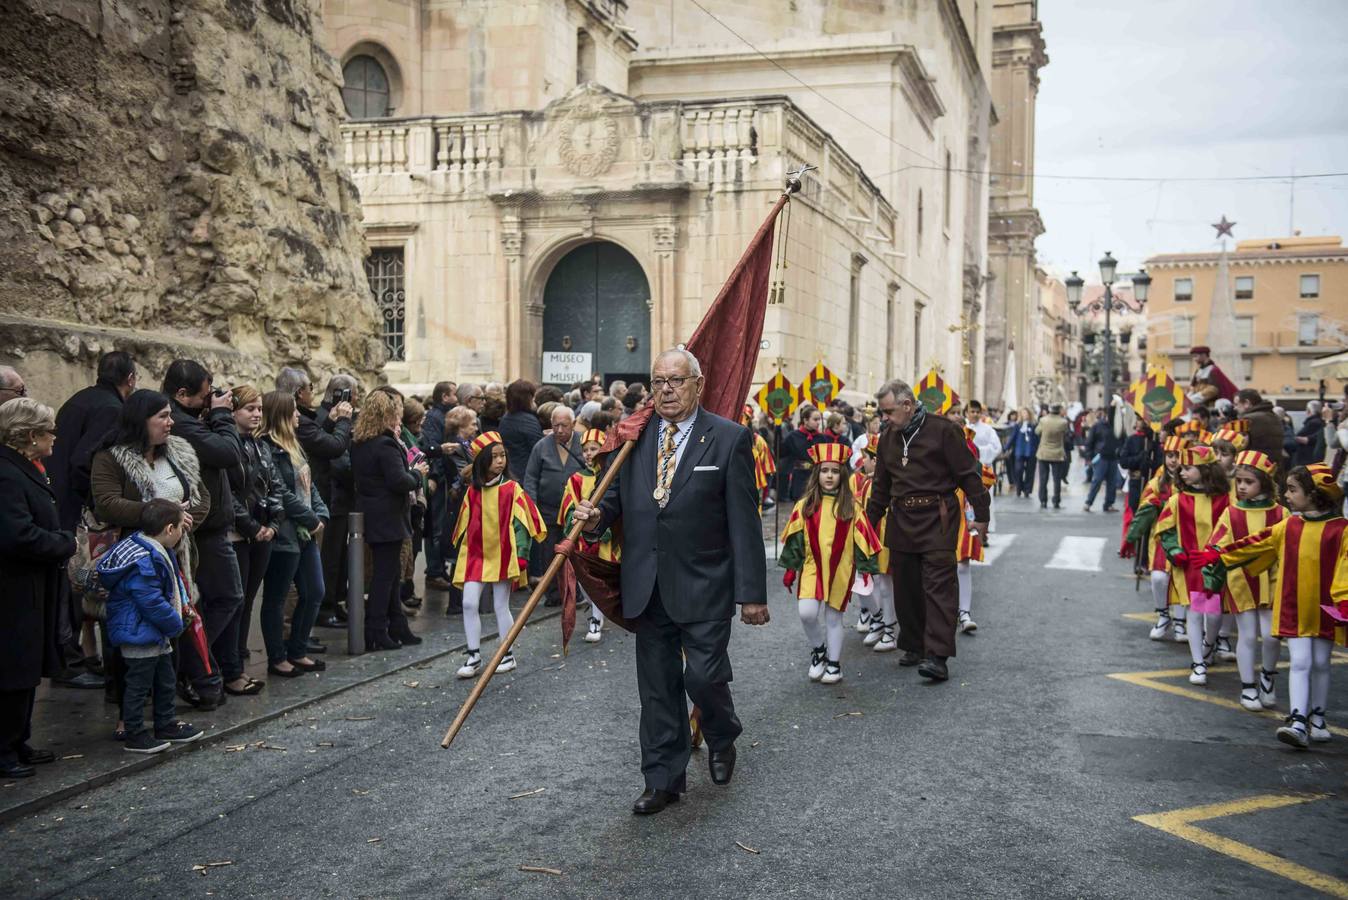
left=1065, top=253, right=1151, bottom=404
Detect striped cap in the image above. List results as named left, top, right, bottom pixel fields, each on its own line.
left=863, top=433, right=880, bottom=457
left=1162, top=436, right=1190, bottom=453
left=1179, top=445, right=1218, bottom=467
left=1176, top=418, right=1204, bottom=434
left=1233, top=450, right=1276, bottom=477
left=1210, top=427, right=1248, bottom=450
left=581, top=428, right=606, bottom=446
left=1304, top=463, right=1345, bottom=503
left=469, top=431, right=502, bottom=458
left=808, top=442, right=850, bottom=467
left=1223, top=419, right=1250, bottom=434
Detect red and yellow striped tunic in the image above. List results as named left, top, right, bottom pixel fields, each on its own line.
left=1154, top=489, right=1230, bottom=607
left=451, top=479, right=546, bottom=588
left=780, top=494, right=882, bottom=611
left=751, top=432, right=776, bottom=493
left=1138, top=472, right=1175, bottom=571
left=849, top=472, right=889, bottom=571
left=1222, top=514, right=1348, bottom=639
left=1207, top=501, right=1285, bottom=613
left=558, top=469, right=621, bottom=563
left=953, top=456, right=996, bottom=563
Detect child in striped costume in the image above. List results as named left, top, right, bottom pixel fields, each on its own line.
left=1206, top=450, right=1285, bottom=710
left=1208, top=423, right=1251, bottom=661
left=451, top=432, right=546, bottom=679
left=780, top=442, right=883, bottom=684
left=850, top=435, right=897, bottom=651
left=743, top=405, right=777, bottom=511
left=1153, top=445, right=1230, bottom=685
left=955, top=425, right=998, bottom=635
left=1212, top=464, right=1347, bottom=748
left=559, top=429, right=619, bottom=643
left=1126, top=436, right=1189, bottom=641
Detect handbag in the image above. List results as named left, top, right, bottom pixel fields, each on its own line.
left=68, top=507, right=118, bottom=621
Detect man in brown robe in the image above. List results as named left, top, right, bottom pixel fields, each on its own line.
left=866, top=379, right=991, bottom=681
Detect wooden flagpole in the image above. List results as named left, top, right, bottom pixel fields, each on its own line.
left=440, top=439, right=637, bottom=748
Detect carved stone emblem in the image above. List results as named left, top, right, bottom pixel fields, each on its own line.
left=557, top=101, right=620, bottom=178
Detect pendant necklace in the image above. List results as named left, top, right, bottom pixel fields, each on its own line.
left=654, top=420, right=693, bottom=505
left=900, top=421, right=922, bottom=468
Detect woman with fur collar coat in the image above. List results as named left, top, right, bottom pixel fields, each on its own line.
left=89, top=390, right=209, bottom=732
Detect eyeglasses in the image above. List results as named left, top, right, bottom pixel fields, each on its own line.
left=651, top=376, right=696, bottom=392
left=1, top=384, right=27, bottom=397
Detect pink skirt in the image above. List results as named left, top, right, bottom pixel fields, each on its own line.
left=1189, top=590, right=1223, bottom=615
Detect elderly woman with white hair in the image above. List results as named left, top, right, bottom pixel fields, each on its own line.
left=0, top=398, right=76, bottom=778
left=523, top=404, right=585, bottom=606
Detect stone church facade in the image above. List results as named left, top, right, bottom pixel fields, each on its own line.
left=326, top=0, right=998, bottom=400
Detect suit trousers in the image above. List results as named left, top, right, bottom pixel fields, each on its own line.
left=894, top=549, right=959, bottom=659
left=1037, top=460, right=1069, bottom=506
left=194, top=530, right=243, bottom=687
left=634, top=587, right=742, bottom=793
left=0, top=688, right=35, bottom=765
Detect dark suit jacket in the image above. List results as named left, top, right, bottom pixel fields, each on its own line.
left=50, top=381, right=123, bottom=530
left=595, top=407, right=765, bottom=623
left=351, top=432, right=420, bottom=545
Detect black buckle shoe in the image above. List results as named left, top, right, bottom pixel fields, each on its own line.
left=632, top=788, right=680, bottom=815
left=917, top=657, right=949, bottom=681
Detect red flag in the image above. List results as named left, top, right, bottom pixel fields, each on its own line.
left=685, top=193, right=791, bottom=420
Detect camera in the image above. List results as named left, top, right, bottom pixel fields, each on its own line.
left=212, top=387, right=226, bottom=398
left=336, top=388, right=352, bottom=403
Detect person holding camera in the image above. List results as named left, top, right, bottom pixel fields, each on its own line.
left=163, top=360, right=245, bottom=709
left=226, top=385, right=284, bottom=690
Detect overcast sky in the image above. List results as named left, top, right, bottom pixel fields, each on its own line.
left=1033, top=0, right=1348, bottom=280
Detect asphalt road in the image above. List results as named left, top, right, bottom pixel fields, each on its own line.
left=4, top=491, right=1346, bottom=899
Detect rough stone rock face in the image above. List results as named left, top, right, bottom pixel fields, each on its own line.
left=0, top=0, right=383, bottom=400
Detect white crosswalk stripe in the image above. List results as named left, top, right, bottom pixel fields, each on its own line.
left=972, top=533, right=1016, bottom=567
left=1044, top=535, right=1106, bottom=571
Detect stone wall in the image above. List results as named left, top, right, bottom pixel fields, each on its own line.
left=0, top=0, right=383, bottom=402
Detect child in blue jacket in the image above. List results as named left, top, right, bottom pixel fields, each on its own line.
left=97, top=499, right=204, bottom=753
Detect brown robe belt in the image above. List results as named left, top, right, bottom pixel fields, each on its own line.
left=894, top=493, right=950, bottom=533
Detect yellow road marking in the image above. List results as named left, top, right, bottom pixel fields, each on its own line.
left=1107, top=668, right=1348, bottom=737
left=1134, top=794, right=1348, bottom=898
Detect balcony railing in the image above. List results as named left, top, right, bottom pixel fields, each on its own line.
left=338, top=96, right=898, bottom=238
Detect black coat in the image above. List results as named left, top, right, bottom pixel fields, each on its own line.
left=0, top=447, right=76, bottom=691
left=49, top=381, right=123, bottom=530
left=169, top=399, right=244, bottom=534
left=1241, top=404, right=1286, bottom=470
left=301, top=404, right=351, bottom=506
left=1294, top=413, right=1325, bottom=467
left=777, top=428, right=838, bottom=500
left=351, top=432, right=420, bottom=544
left=228, top=433, right=286, bottom=540
left=498, top=411, right=543, bottom=483
left=594, top=409, right=766, bottom=623
left=1085, top=420, right=1120, bottom=460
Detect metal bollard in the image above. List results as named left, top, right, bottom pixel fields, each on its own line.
left=347, top=512, right=365, bottom=655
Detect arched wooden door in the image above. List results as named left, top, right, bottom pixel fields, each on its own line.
left=542, top=242, right=651, bottom=385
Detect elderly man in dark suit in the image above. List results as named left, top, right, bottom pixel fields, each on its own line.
left=524, top=405, right=585, bottom=606
left=574, top=349, right=768, bottom=815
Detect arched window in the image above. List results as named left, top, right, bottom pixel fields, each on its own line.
left=342, top=55, right=391, bottom=119
left=576, top=30, right=595, bottom=85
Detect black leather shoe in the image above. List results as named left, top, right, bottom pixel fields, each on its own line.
left=917, top=657, right=949, bottom=681
left=898, top=651, right=922, bottom=667
left=53, top=670, right=104, bottom=689
left=306, top=639, right=327, bottom=654
left=18, top=746, right=55, bottom=765
left=708, top=746, right=737, bottom=786
left=632, top=788, right=680, bottom=815
left=0, top=760, right=35, bottom=779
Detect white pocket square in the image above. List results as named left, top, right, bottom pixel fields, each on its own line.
left=693, top=465, right=719, bottom=471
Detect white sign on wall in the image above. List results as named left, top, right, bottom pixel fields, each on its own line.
left=542, top=351, right=593, bottom=385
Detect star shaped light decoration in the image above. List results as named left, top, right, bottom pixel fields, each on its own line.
left=1212, top=215, right=1236, bottom=239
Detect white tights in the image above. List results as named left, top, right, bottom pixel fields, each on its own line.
left=580, top=585, right=605, bottom=626
left=957, top=561, right=972, bottom=615
left=1286, top=636, right=1333, bottom=721
left=462, top=580, right=512, bottom=652
left=873, top=573, right=896, bottom=625
left=1234, top=609, right=1279, bottom=686
left=798, top=598, right=845, bottom=663
left=1150, top=570, right=1169, bottom=612
left=1187, top=612, right=1221, bottom=666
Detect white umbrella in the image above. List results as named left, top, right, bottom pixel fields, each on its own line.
left=1002, top=347, right=1020, bottom=414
